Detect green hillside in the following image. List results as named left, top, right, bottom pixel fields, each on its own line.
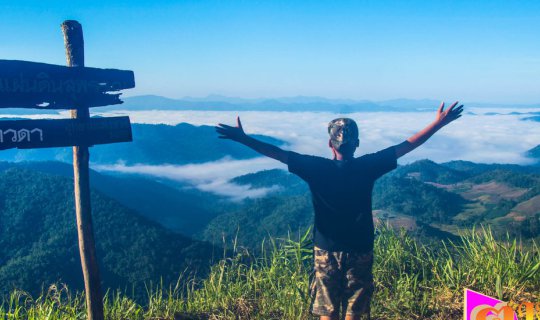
left=0, top=161, right=226, bottom=236
left=202, top=167, right=469, bottom=248
left=201, top=194, right=313, bottom=247
left=389, top=159, right=470, bottom=183
left=441, top=159, right=540, bottom=175
left=202, top=160, right=540, bottom=249
left=0, top=168, right=213, bottom=297
left=528, top=144, right=540, bottom=164
left=230, top=169, right=307, bottom=195
left=1, top=157, right=538, bottom=307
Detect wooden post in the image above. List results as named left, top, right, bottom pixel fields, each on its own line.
left=61, top=20, right=105, bottom=320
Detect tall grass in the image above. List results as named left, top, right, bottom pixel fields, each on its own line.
left=1, top=226, right=538, bottom=319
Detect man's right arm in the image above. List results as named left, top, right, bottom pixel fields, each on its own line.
left=394, top=101, right=463, bottom=158
left=215, top=116, right=289, bottom=164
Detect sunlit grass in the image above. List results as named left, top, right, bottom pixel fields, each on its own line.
left=1, top=226, right=538, bottom=319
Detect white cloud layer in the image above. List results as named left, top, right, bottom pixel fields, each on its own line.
left=95, top=157, right=286, bottom=201
left=98, top=108, right=540, bottom=164
left=7, top=108, right=539, bottom=199
left=96, top=108, right=540, bottom=199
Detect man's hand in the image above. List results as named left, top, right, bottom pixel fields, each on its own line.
left=435, top=101, right=464, bottom=127
left=394, top=101, right=464, bottom=158
left=216, top=116, right=247, bottom=143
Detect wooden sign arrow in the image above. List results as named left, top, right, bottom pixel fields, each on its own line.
left=0, top=116, right=132, bottom=150
left=0, top=60, right=135, bottom=109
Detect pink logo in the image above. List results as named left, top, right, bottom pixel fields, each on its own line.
left=464, top=288, right=518, bottom=320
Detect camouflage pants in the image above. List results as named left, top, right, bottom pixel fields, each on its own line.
left=310, top=247, right=374, bottom=319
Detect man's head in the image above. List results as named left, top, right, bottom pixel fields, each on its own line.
left=328, top=118, right=359, bottom=158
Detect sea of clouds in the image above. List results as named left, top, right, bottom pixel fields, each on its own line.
left=3, top=108, right=539, bottom=200
left=92, top=108, right=540, bottom=164
left=91, top=108, right=540, bottom=199
left=96, top=157, right=284, bottom=201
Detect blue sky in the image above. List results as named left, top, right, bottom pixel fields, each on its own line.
left=1, top=0, right=539, bottom=103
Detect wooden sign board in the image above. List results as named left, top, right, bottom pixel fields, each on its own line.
left=0, top=116, right=132, bottom=150
left=0, top=60, right=135, bottom=109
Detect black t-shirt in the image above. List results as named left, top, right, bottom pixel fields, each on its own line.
left=288, top=146, right=397, bottom=253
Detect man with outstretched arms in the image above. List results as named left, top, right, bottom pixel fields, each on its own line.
left=216, top=101, right=463, bottom=320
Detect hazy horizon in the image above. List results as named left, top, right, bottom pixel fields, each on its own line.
left=121, top=93, right=540, bottom=107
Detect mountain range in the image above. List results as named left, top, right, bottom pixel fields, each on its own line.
left=0, top=121, right=538, bottom=298
left=203, top=159, right=540, bottom=248
left=3, top=95, right=538, bottom=115
left=94, top=95, right=540, bottom=113
left=0, top=166, right=214, bottom=298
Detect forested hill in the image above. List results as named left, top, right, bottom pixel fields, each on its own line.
left=0, top=122, right=283, bottom=165
left=0, top=161, right=226, bottom=236
left=1, top=157, right=538, bottom=297
left=202, top=160, right=540, bottom=249
left=528, top=145, right=540, bottom=165
left=0, top=168, right=213, bottom=297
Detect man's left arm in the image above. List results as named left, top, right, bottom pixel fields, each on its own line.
left=394, top=101, right=464, bottom=158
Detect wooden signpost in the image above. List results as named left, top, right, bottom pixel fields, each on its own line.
left=0, top=60, right=134, bottom=109
left=0, top=20, right=135, bottom=320
left=0, top=117, right=132, bottom=150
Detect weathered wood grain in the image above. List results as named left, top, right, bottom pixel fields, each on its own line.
left=0, top=116, right=132, bottom=150
left=62, top=19, right=105, bottom=320
left=0, top=59, right=135, bottom=109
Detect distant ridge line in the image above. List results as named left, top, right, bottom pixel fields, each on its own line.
left=107, top=95, right=540, bottom=112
